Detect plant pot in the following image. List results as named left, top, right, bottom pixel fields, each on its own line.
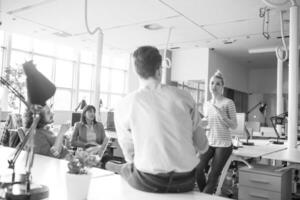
left=65, top=173, right=92, bottom=200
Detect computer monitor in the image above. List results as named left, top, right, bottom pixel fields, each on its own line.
left=231, top=113, right=246, bottom=139
left=0, top=110, right=10, bottom=122
left=106, top=111, right=115, bottom=131
left=71, top=112, right=81, bottom=126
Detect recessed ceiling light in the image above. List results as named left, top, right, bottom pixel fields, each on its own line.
left=143, top=24, right=163, bottom=30
left=223, top=39, right=236, bottom=44
left=53, top=31, right=72, bottom=37
left=170, top=46, right=180, bottom=49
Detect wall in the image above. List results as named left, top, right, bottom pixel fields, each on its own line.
left=208, top=50, right=249, bottom=93
left=171, top=48, right=209, bottom=82
left=248, top=64, right=299, bottom=126
left=248, top=64, right=291, bottom=94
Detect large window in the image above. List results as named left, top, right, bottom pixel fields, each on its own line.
left=1, top=32, right=129, bottom=111
left=55, top=60, right=73, bottom=88
left=10, top=51, right=31, bottom=69
left=79, top=64, right=93, bottom=90
left=11, top=34, right=32, bottom=52
left=33, top=39, right=54, bottom=56
left=78, top=91, right=91, bottom=105
left=32, top=55, right=53, bottom=80
left=111, top=69, right=126, bottom=94
left=53, top=89, right=72, bottom=110
left=0, top=30, right=4, bottom=73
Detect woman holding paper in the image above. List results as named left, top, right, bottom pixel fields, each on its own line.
left=196, top=70, right=237, bottom=194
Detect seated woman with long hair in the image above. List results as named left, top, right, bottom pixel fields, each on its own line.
left=71, top=105, right=106, bottom=151
left=24, top=105, right=70, bottom=158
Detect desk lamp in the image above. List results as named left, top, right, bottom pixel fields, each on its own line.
left=243, top=102, right=267, bottom=146
left=246, top=102, right=267, bottom=121
left=270, top=112, right=287, bottom=145
left=74, top=99, right=87, bottom=112
left=0, top=60, right=56, bottom=200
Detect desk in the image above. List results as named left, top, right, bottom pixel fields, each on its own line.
left=0, top=146, right=229, bottom=200
left=262, top=148, right=300, bottom=163
left=233, top=139, right=288, bottom=158
left=88, top=174, right=230, bottom=200
left=0, top=146, right=114, bottom=200
left=216, top=139, right=288, bottom=195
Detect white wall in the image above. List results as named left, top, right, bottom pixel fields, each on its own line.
left=248, top=65, right=292, bottom=94
left=171, top=48, right=209, bottom=82
left=208, top=50, right=249, bottom=93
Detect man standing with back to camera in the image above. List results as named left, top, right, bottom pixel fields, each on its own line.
left=112, top=45, right=208, bottom=193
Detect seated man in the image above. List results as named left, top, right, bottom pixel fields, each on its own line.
left=23, top=105, right=70, bottom=159
left=109, top=46, right=208, bottom=193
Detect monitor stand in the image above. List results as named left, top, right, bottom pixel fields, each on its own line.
left=242, top=137, right=254, bottom=146
left=271, top=138, right=284, bottom=145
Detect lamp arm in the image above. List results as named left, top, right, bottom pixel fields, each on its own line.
left=270, top=116, right=280, bottom=139
left=74, top=101, right=82, bottom=112
left=246, top=102, right=262, bottom=115
left=8, top=112, right=40, bottom=170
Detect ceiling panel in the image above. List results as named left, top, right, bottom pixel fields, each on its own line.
left=160, top=0, right=266, bottom=25
left=204, top=15, right=287, bottom=39
left=4, top=0, right=178, bottom=34
left=1, top=0, right=54, bottom=12
left=103, top=16, right=214, bottom=50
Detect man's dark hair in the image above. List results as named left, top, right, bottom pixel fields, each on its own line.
left=133, top=46, right=162, bottom=79
left=24, top=108, right=49, bottom=129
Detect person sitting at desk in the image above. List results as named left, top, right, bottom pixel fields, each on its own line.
left=71, top=105, right=106, bottom=150
left=196, top=70, right=237, bottom=194
left=111, top=46, right=208, bottom=193
left=23, top=105, right=70, bottom=159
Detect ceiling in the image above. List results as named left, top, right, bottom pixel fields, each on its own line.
left=1, top=0, right=299, bottom=69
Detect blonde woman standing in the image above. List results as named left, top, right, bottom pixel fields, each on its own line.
left=196, top=70, right=237, bottom=194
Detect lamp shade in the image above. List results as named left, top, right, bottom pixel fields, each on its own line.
left=80, top=100, right=87, bottom=109
left=259, top=103, right=267, bottom=113
left=23, top=61, right=56, bottom=106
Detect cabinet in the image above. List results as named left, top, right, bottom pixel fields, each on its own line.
left=177, top=80, right=205, bottom=113
left=239, top=164, right=292, bottom=200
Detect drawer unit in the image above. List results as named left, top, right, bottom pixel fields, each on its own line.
left=239, top=186, right=281, bottom=200
left=239, top=164, right=292, bottom=200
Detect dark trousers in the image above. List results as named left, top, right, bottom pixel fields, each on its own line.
left=120, top=163, right=196, bottom=193
left=196, top=145, right=232, bottom=194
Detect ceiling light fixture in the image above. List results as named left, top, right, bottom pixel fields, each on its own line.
left=223, top=39, right=236, bottom=44
left=248, top=47, right=276, bottom=54
left=143, top=24, right=163, bottom=30
left=249, top=45, right=300, bottom=54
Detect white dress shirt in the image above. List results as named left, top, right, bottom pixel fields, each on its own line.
left=115, top=84, right=208, bottom=174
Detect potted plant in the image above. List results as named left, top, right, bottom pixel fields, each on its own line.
left=65, top=149, right=100, bottom=200
left=3, top=67, right=26, bottom=113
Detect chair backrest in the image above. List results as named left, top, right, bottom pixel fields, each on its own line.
left=231, top=113, right=246, bottom=139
